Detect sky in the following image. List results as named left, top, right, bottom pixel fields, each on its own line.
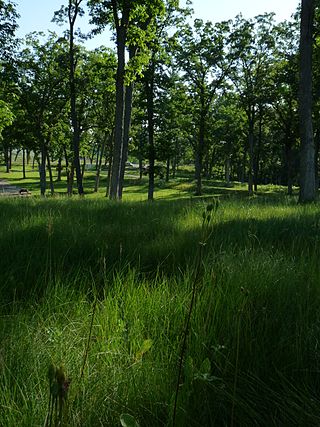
left=16, top=0, right=300, bottom=50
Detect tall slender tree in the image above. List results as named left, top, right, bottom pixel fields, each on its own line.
left=141, top=0, right=187, bottom=200
left=299, top=0, right=316, bottom=202
left=88, top=0, right=165, bottom=200
left=16, top=33, right=69, bottom=195
left=175, top=19, right=236, bottom=195
left=53, top=0, right=86, bottom=195
left=0, top=0, right=20, bottom=171
left=231, top=14, right=276, bottom=195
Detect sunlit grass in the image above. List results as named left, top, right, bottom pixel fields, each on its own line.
left=1, top=161, right=282, bottom=201
left=0, top=163, right=319, bottom=426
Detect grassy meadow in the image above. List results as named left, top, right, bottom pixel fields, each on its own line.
left=1, top=163, right=320, bottom=426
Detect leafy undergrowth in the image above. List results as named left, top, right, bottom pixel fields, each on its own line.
left=1, top=195, right=320, bottom=426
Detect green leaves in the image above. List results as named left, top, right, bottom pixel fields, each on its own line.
left=120, top=413, right=140, bottom=427
left=0, top=0, right=20, bottom=59
left=202, top=199, right=219, bottom=227
left=135, top=338, right=153, bottom=361
left=0, top=100, right=14, bottom=135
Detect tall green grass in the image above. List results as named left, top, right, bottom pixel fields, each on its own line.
left=1, top=195, right=320, bottom=426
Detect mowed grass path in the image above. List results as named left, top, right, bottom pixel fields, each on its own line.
left=1, top=174, right=320, bottom=425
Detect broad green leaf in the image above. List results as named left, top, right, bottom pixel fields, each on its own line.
left=199, top=357, right=211, bottom=375
left=135, top=339, right=153, bottom=361
left=120, top=413, right=140, bottom=427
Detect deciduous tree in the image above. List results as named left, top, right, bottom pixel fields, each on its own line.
left=299, top=0, right=316, bottom=202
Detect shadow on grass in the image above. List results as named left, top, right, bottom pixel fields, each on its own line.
left=0, top=193, right=319, bottom=304
left=0, top=197, right=198, bottom=301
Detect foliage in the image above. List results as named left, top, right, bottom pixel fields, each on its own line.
left=0, top=99, right=13, bottom=134
left=0, top=0, right=20, bottom=60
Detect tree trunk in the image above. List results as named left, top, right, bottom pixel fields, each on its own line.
left=89, top=146, right=95, bottom=165
left=166, top=158, right=170, bottom=182
left=40, top=144, right=47, bottom=197
left=118, top=81, right=134, bottom=199
left=209, top=147, right=216, bottom=179
left=81, top=156, right=86, bottom=180
left=47, top=152, right=54, bottom=195
left=225, top=158, right=230, bottom=185
left=299, top=0, right=316, bottom=202
left=57, top=157, right=62, bottom=182
left=9, top=148, right=12, bottom=170
left=14, top=149, right=20, bottom=162
left=32, top=152, right=38, bottom=170
left=138, top=132, right=144, bottom=180
left=4, top=146, right=10, bottom=173
left=64, top=146, right=73, bottom=196
left=254, top=109, right=263, bottom=192
left=146, top=65, right=155, bottom=202
left=22, top=149, right=26, bottom=179
left=106, top=131, right=114, bottom=197
left=70, top=87, right=84, bottom=196
left=248, top=116, right=254, bottom=196
left=67, top=166, right=74, bottom=196
left=241, top=149, right=247, bottom=184
left=315, top=128, right=320, bottom=189
left=195, top=109, right=205, bottom=196
left=94, top=133, right=107, bottom=193
left=172, top=156, right=177, bottom=179
left=195, top=151, right=202, bottom=195
left=95, top=145, right=100, bottom=170
left=69, top=3, right=84, bottom=196
left=118, top=45, right=137, bottom=199
left=109, top=26, right=126, bottom=199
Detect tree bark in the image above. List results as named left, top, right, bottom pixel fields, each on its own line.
left=118, top=81, right=134, bottom=199
left=14, top=149, right=21, bottom=162
left=106, top=130, right=114, bottom=197
left=299, top=0, right=316, bottom=202
left=172, top=156, right=177, bottom=179
left=69, top=0, right=84, bottom=196
left=47, top=152, right=54, bottom=195
left=315, top=128, right=320, bottom=189
left=67, top=166, right=74, bottom=196
left=248, top=115, right=255, bottom=196
left=138, top=132, right=144, bottom=180
left=40, top=143, right=47, bottom=197
left=57, top=157, right=62, bottom=182
left=225, top=158, right=231, bottom=185
left=64, top=146, right=74, bottom=196
left=166, top=158, right=170, bottom=182
left=95, top=144, right=100, bottom=170
left=32, top=152, right=37, bottom=170
left=4, top=146, right=10, bottom=173
left=22, top=149, right=26, bottom=179
left=254, top=108, right=263, bottom=192
left=146, top=65, right=155, bottom=201
left=195, top=108, right=205, bottom=196
left=109, top=4, right=128, bottom=199
left=81, top=156, right=86, bottom=180
left=118, top=45, right=137, bottom=199
left=9, top=148, right=12, bottom=170
left=194, top=151, right=202, bottom=195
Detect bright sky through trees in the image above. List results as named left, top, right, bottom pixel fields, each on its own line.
left=16, top=0, right=299, bottom=49
left=194, top=0, right=299, bottom=23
